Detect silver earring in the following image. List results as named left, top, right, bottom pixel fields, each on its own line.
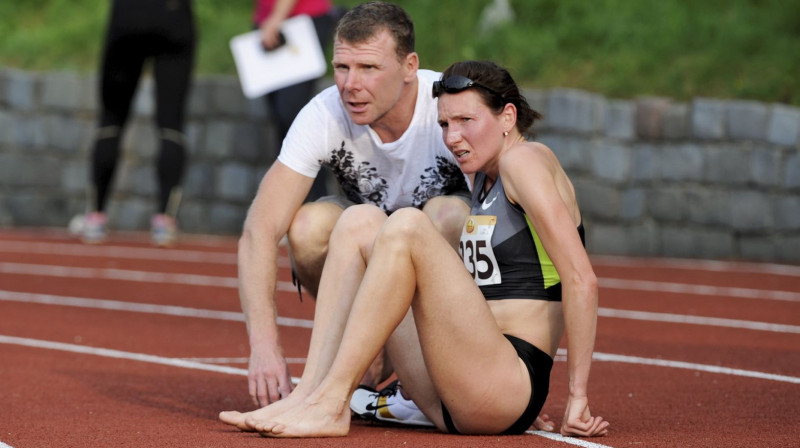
left=503, top=131, right=508, bottom=137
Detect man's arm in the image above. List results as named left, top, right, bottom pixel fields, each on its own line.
left=238, top=160, right=315, bottom=407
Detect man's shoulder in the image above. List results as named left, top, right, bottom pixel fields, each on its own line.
left=417, top=69, right=442, bottom=85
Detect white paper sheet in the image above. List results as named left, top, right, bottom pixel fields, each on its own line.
left=230, top=15, right=327, bottom=98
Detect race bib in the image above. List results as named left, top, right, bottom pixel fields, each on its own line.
left=459, top=215, right=501, bottom=286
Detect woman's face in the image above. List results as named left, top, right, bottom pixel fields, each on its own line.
left=437, top=89, right=505, bottom=175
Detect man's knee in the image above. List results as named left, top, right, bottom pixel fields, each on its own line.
left=421, top=196, right=469, bottom=247
left=288, top=202, right=343, bottom=251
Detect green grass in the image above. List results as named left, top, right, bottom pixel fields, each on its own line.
left=1, top=0, right=798, bottom=104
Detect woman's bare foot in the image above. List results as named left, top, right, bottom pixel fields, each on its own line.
left=247, top=394, right=351, bottom=438
left=219, top=389, right=309, bottom=431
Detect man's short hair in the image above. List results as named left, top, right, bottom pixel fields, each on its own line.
left=334, top=1, right=415, bottom=61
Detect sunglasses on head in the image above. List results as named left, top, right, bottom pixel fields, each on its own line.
left=432, top=75, right=504, bottom=101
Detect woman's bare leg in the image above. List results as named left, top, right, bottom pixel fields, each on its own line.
left=252, top=208, right=532, bottom=437
left=219, top=205, right=387, bottom=430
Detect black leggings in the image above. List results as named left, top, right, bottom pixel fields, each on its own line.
left=441, top=334, right=553, bottom=435
left=92, top=0, right=195, bottom=214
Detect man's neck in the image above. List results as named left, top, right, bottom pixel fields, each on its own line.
left=370, top=77, right=419, bottom=143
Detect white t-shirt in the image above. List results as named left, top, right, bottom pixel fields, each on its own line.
left=277, top=69, right=469, bottom=212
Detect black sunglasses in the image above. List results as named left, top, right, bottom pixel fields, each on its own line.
left=432, top=75, right=504, bottom=101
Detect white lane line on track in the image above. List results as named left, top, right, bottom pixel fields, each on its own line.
left=0, top=334, right=301, bottom=384
left=598, top=308, right=800, bottom=334
left=3, top=238, right=797, bottom=277
left=0, top=290, right=314, bottom=328
left=527, top=431, right=613, bottom=448
left=3, top=289, right=798, bottom=335
left=577, top=350, right=800, bottom=385
left=180, top=357, right=307, bottom=364
left=0, top=442, right=15, bottom=448
left=0, top=241, right=238, bottom=264
left=591, top=255, right=800, bottom=277
left=599, top=278, right=800, bottom=302
left=2, top=261, right=797, bottom=303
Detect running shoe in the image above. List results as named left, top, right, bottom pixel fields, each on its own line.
left=78, top=212, right=107, bottom=244
left=151, top=214, right=178, bottom=247
left=350, top=380, right=434, bottom=427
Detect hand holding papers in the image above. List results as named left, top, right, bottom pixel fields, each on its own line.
left=230, top=15, right=327, bottom=98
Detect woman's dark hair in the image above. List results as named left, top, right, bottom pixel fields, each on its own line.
left=440, top=60, right=542, bottom=133
left=335, top=1, right=415, bottom=61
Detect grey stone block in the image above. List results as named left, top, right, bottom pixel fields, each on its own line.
left=41, top=71, right=85, bottom=111
left=692, top=98, right=726, bottom=140
left=726, top=100, right=768, bottom=141
left=546, top=88, right=606, bottom=134
left=660, top=226, right=696, bottom=258
left=730, top=190, right=773, bottom=230
left=210, top=77, right=248, bottom=116
left=635, top=97, right=671, bottom=139
left=591, top=142, right=630, bottom=182
left=573, top=179, right=620, bottom=220
left=693, top=228, right=734, bottom=259
left=766, top=104, right=800, bottom=147
left=785, top=153, right=800, bottom=188
left=751, top=147, right=781, bottom=187
left=662, top=103, right=690, bottom=139
left=523, top=88, right=549, bottom=131
left=246, top=97, right=268, bottom=120
left=113, top=198, right=151, bottom=230
left=122, top=119, right=159, bottom=158
left=631, top=143, right=660, bottom=181
left=738, top=236, right=776, bottom=261
left=0, top=153, right=61, bottom=187
left=61, top=160, right=88, bottom=193
left=5, top=69, right=38, bottom=112
left=209, top=202, right=248, bottom=234
left=218, top=163, right=256, bottom=201
left=183, top=164, right=215, bottom=199
left=187, top=78, right=209, bottom=117
left=649, top=187, right=686, bottom=222
left=774, top=236, right=800, bottom=263
left=540, top=135, right=593, bottom=172
left=704, top=144, right=750, bottom=185
left=45, top=115, right=93, bottom=153
left=0, top=110, right=18, bottom=145
left=774, top=195, right=800, bottom=231
left=5, top=191, right=70, bottom=226
left=204, top=120, right=236, bottom=158
left=687, top=189, right=731, bottom=226
left=661, top=144, right=704, bottom=182
left=233, top=122, right=264, bottom=162
left=133, top=76, right=155, bottom=116
left=15, top=115, right=48, bottom=148
left=620, top=188, right=645, bottom=220
left=605, top=100, right=635, bottom=140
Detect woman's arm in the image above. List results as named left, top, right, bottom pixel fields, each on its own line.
left=500, top=142, right=609, bottom=437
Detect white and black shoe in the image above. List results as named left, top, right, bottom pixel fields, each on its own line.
left=350, top=380, right=434, bottom=427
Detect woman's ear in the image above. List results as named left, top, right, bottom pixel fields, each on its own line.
left=502, top=102, right=518, bottom=134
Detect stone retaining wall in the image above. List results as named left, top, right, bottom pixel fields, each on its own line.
left=1, top=67, right=798, bottom=263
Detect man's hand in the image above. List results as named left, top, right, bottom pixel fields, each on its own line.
left=248, top=345, right=295, bottom=407
left=561, top=395, right=609, bottom=437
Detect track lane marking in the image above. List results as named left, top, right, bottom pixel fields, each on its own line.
left=3, top=239, right=797, bottom=277
left=0, top=290, right=313, bottom=328
left=2, top=261, right=797, bottom=303
left=2, top=290, right=797, bottom=334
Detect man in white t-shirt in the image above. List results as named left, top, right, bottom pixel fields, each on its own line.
left=232, top=1, right=470, bottom=413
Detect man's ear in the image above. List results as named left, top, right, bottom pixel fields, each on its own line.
left=403, top=52, right=419, bottom=82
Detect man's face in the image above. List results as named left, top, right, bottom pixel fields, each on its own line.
left=332, top=30, right=413, bottom=126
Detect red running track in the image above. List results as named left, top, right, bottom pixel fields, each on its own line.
left=1, top=228, right=798, bottom=448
